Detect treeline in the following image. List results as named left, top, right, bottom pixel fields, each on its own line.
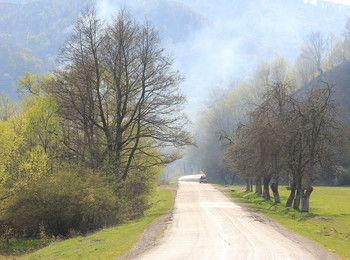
left=191, top=19, right=350, bottom=211
left=225, top=75, right=345, bottom=212
left=0, top=8, right=189, bottom=242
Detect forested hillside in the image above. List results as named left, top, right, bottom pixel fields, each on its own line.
left=2, top=0, right=350, bottom=103
left=0, top=0, right=96, bottom=97
left=0, top=0, right=208, bottom=99
left=309, top=61, right=350, bottom=122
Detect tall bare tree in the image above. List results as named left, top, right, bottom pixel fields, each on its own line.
left=296, top=83, right=339, bottom=212
left=343, top=17, right=350, bottom=40
left=48, top=8, right=190, bottom=179
left=301, top=31, right=326, bottom=76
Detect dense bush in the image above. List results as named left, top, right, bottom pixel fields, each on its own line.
left=1, top=165, right=119, bottom=237
left=117, top=167, right=161, bottom=220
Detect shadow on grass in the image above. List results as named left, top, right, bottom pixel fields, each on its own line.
left=227, top=190, right=332, bottom=223
left=0, top=238, right=53, bottom=256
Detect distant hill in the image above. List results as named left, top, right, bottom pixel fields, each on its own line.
left=1, top=0, right=350, bottom=104
left=305, top=61, right=350, bottom=122
left=178, top=0, right=350, bottom=59
left=0, top=0, right=92, bottom=98
left=0, top=0, right=208, bottom=99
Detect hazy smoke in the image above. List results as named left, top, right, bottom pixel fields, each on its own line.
left=95, top=0, right=350, bottom=119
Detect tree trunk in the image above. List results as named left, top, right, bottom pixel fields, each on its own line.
left=270, top=154, right=280, bottom=203
left=255, top=176, right=262, bottom=194
left=270, top=182, right=280, bottom=203
left=263, top=176, right=271, bottom=200
left=250, top=177, right=253, bottom=192
left=245, top=178, right=250, bottom=192
left=293, top=186, right=301, bottom=210
left=302, top=151, right=315, bottom=212
left=293, top=172, right=302, bottom=210
left=286, top=177, right=296, bottom=207
left=286, top=187, right=296, bottom=207
left=230, top=173, right=235, bottom=185
left=301, top=186, right=313, bottom=212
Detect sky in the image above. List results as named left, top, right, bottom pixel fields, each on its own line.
left=326, top=0, right=350, bottom=5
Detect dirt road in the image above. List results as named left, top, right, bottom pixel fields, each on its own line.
left=138, top=175, right=337, bottom=260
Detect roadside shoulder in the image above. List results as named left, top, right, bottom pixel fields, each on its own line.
left=116, top=184, right=178, bottom=260
left=214, top=185, right=340, bottom=260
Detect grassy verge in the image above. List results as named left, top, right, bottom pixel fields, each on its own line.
left=0, top=188, right=174, bottom=260
left=0, top=238, right=53, bottom=256
left=222, top=185, right=350, bottom=259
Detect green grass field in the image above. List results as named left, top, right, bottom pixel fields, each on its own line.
left=223, top=185, right=350, bottom=259
left=0, top=187, right=174, bottom=260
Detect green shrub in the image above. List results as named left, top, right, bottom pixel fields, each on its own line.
left=117, top=167, right=161, bottom=220
left=1, top=165, right=119, bottom=237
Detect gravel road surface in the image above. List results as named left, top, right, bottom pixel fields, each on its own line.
left=137, top=175, right=338, bottom=260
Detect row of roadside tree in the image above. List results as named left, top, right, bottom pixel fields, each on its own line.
left=190, top=19, right=350, bottom=212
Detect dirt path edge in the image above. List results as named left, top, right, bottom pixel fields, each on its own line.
left=116, top=184, right=178, bottom=260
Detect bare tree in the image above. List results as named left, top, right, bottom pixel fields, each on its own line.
left=48, top=8, right=190, bottom=179
left=301, top=31, right=326, bottom=76
left=224, top=123, right=256, bottom=192
left=256, top=82, right=293, bottom=203
left=343, top=17, right=350, bottom=39
left=283, top=82, right=341, bottom=211
left=296, top=83, right=339, bottom=212
left=224, top=75, right=342, bottom=212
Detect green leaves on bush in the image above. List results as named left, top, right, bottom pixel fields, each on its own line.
left=1, top=165, right=119, bottom=237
